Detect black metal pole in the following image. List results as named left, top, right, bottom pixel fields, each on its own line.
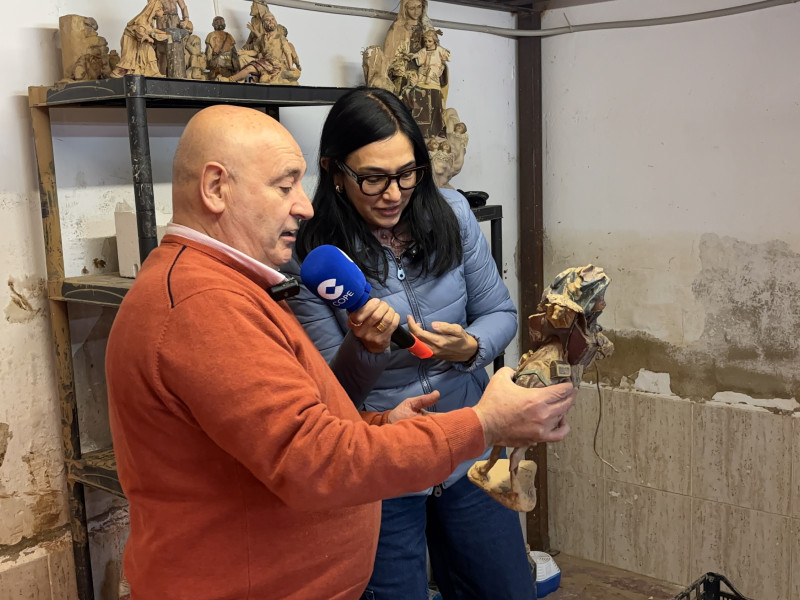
left=491, top=210, right=504, bottom=371
left=124, top=75, right=158, bottom=263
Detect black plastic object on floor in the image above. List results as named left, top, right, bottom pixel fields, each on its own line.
left=672, top=572, right=753, bottom=600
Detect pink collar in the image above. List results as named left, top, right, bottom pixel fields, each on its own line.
left=165, top=222, right=286, bottom=287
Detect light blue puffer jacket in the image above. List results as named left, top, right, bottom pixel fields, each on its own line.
left=286, top=189, right=517, bottom=493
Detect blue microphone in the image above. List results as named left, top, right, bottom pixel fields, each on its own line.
left=300, top=245, right=433, bottom=359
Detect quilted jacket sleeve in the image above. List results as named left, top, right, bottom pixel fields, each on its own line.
left=441, top=189, right=518, bottom=372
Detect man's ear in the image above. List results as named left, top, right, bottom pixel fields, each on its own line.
left=200, top=162, right=227, bottom=214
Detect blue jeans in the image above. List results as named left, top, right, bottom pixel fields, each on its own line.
left=364, top=475, right=537, bottom=600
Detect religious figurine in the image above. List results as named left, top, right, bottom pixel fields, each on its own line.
left=154, top=0, right=191, bottom=75
left=363, top=0, right=468, bottom=181
left=468, top=265, right=614, bottom=512
left=112, top=1, right=169, bottom=78
left=184, top=24, right=206, bottom=80
left=434, top=115, right=468, bottom=188
left=278, top=25, right=301, bottom=79
left=205, top=16, right=237, bottom=80
left=409, top=29, right=449, bottom=89
left=226, top=10, right=300, bottom=85
left=59, top=15, right=112, bottom=82
left=363, top=0, right=432, bottom=92
left=242, top=0, right=271, bottom=51
left=430, top=138, right=455, bottom=188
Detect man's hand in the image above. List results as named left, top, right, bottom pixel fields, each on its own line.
left=388, top=391, right=440, bottom=424
left=472, top=367, right=576, bottom=447
left=407, top=315, right=477, bottom=363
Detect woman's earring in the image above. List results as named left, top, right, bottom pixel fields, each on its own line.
left=335, top=184, right=343, bottom=194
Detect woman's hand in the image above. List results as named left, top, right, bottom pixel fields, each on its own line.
left=407, top=315, right=478, bottom=363
left=347, top=298, right=400, bottom=354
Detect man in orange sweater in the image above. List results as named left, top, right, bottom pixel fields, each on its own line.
left=106, top=105, right=576, bottom=599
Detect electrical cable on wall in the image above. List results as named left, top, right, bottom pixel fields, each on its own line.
left=240, top=0, right=799, bottom=38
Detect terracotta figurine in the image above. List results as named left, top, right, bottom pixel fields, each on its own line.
left=468, top=265, right=614, bottom=512
left=112, top=1, right=169, bottom=78
left=154, top=0, right=191, bottom=75
left=242, top=0, right=271, bottom=51
left=205, top=16, right=237, bottom=79
left=184, top=24, right=206, bottom=80
left=278, top=25, right=301, bottom=79
left=227, top=11, right=300, bottom=85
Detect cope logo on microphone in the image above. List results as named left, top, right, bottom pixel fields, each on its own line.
left=317, top=279, right=356, bottom=307
left=317, top=278, right=344, bottom=300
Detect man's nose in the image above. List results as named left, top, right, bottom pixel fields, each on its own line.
left=294, top=188, right=314, bottom=220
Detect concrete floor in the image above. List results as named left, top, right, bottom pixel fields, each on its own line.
left=547, top=554, right=686, bottom=600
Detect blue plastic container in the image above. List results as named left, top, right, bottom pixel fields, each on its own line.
left=529, top=551, right=562, bottom=598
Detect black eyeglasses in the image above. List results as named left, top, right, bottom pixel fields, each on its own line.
left=337, top=161, right=426, bottom=196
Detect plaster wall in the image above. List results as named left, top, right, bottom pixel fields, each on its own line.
left=541, top=0, right=800, bottom=396
left=541, top=0, right=800, bottom=594
left=1, top=0, right=518, bottom=597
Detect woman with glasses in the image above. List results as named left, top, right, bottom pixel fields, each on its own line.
left=287, top=87, right=533, bottom=600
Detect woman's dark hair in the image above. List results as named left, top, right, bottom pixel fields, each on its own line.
left=296, top=86, right=462, bottom=284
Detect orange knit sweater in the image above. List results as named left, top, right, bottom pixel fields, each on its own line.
left=106, top=236, right=485, bottom=600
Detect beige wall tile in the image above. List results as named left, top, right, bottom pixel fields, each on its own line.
left=0, top=551, right=52, bottom=600
left=792, top=519, right=800, bottom=600
left=692, top=403, right=792, bottom=514
left=604, top=480, right=690, bottom=585
left=691, top=499, right=790, bottom=600
left=547, top=468, right=603, bottom=562
left=46, top=541, right=78, bottom=600
left=603, top=389, right=692, bottom=494
left=792, top=416, right=799, bottom=518
left=547, top=384, right=604, bottom=477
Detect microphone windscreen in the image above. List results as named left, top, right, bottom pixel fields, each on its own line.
left=300, top=245, right=372, bottom=312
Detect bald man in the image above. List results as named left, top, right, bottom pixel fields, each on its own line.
left=106, top=105, right=576, bottom=600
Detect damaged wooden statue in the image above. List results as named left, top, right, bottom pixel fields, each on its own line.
left=468, top=264, right=614, bottom=512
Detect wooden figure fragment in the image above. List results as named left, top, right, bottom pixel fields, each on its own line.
left=468, top=265, right=614, bottom=512
left=59, top=15, right=112, bottom=82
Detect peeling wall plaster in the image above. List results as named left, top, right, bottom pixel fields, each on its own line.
left=0, top=423, right=10, bottom=468
left=546, top=232, right=800, bottom=401
left=692, top=234, right=800, bottom=366
left=4, top=277, right=46, bottom=324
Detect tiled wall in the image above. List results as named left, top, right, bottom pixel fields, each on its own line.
left=0, top=502, right=127, bottom=600
left=548, top=385, right=800, bottom=600
left=0, top=536, right=77, bottom=599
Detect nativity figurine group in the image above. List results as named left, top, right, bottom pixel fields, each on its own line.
left=59, top=0, right=300, bottom=85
